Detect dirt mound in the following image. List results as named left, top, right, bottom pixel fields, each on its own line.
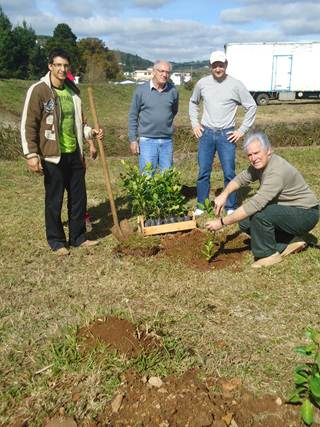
left=100, top=370, right=301, bottom=427
left=42, top=317, right=305, bottom=427
left=160, top=229, right=249, bottom=271
left=78, top=317, right=160, bottom=357
left=113, top=229, right=250, bottom=271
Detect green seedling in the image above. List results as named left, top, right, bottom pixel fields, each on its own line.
left=201, top=236, right=216, bottom=262
left=197, top=198, right=214, bottom=217
left=288, top=327, right=320, bottom=426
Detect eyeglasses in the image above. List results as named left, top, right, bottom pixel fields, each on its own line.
left=52, top=63, right=70, bottom=69
left=155, top=69, right=170, bottom=75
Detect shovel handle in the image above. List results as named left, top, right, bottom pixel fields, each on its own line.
left=87, top=87, right=123, bottom=235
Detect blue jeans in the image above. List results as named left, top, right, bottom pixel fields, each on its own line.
left=139, top=137, right=173, bottom=173
left=197, top=126, right=237, bottom=210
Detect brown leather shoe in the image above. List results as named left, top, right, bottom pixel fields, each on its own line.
left=251, top=252, right=282, bottom=268
left=281, top=240, right=307, bottom=257
left=54, top=247, right=70, bottom=256
left=79, top=239, right=99, bottom=248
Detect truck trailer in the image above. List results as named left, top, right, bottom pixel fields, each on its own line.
left=225, top=42, right=320, bottom=105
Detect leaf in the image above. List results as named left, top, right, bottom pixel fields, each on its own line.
left=295, top=345, right=316, bottom=356
left=288, top=392, right=303, bottom=404
left=310, top=376, right=320, bottom=398
left=294, top=346, right=308, bottom=356
left=295, top=372, right=309, bottom=385
left=301, top=398, right=313, bottom=426
left=312, top=394, right=320, bottom=407
left=306, top=328, right=320, bottom=344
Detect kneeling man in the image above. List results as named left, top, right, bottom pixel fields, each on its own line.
left=206, top=132, right=319, bottom=268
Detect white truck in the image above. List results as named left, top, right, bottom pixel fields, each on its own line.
left=225, top=42, right=320, bottom=105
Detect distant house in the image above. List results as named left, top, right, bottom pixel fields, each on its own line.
left=171, top=72, right=192, bottom=86
left=131, top=69, right=192, bottom=85
left=132, top=68, right=153, bottom=81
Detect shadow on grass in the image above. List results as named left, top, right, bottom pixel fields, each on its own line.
left=181, top=185, right=197, bottom=201
left=87, top=196, right=132, bottom=239
left=212, top=229, right=250, bottom=261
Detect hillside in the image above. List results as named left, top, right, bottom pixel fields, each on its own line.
left=113, top=50, right=208, bottom=72
left=114, top=51, right=153, bottom=72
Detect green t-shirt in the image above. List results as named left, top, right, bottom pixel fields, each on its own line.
left=55, top=86, right=77, bottom=153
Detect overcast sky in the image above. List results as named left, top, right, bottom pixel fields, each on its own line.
left=2, top=0, right=320, bottom=62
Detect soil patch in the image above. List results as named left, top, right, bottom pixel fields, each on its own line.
left=100, top=369, right=302, bottom=427
left=113, top=234, right=161, bottom=258
left=160, top=229, right=250, bottom=271
left=113, top=229, right=250, bottom=271
left=78, top=317, right=160, bottom=357
left=45, top=318, right=308, bottom=427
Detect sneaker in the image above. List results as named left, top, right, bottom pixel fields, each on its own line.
left=251, top=252, right=282, bottom=268
left=281, top=238, right=307, bottom=257
left=194, top=208, right=204, bottom=217
left=54, top=247, right=70, bottom=256
left=79, top=239, right=99, bottom=248
left=226, top=209, right=235, bottom=215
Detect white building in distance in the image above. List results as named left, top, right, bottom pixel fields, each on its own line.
left=132, top=68, right=192, bottom=85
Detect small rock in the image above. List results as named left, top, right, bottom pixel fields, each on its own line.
left=59, top=408, right=65, bottom=416
left=220, top=378, right=241, bottom=392
left=111, top=394, right=124, bottom=413
left=275, top=397, right=282, bottom=406
left=222, top=413, right=234, bottom=426
left=159, top=422, right=169, bottom=427
left=141, top=375, right=147, bottom=384
left=158, top=387, right=168, bottom=394
left=230, top=420, right=239, bottom=427
left=148, top=376, right=163, bottom=388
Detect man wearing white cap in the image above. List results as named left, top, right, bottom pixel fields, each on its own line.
left=189, top=50, right=257, bottom=216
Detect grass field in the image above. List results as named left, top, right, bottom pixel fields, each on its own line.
left=1, top=138, right=320, bottom=425
left=1, top=78, right=320, bottom=129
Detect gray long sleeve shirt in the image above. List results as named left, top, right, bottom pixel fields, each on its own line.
left=189, top=75, right=256, bottom=134
left=234, top=154, right=318, bottom=216
left=128, top=81, right=179, bottom=142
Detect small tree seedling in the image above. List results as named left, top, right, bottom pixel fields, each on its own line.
left=197, top=198, right=214, bottom=217
left=201, top=235, right=216, bottom=262
left=288, top=327, right=320, bottom=426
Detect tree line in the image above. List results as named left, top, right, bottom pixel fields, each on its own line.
left=0, top=7, right=121, bottom=81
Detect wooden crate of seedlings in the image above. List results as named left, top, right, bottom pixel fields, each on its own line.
left=138, top=215, right=197, bottom=236
left=121, top=162, right=197, bottom=236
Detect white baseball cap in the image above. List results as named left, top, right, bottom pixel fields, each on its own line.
left=209, top=50, right=227, bottom=64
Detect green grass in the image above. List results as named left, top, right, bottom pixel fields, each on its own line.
left=0, top=146, right=320, bottom=425
left=1, top=78, right=320, bottom=129
left=1, top=78, right=320, bottom=162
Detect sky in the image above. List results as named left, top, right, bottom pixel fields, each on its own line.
left=1, top=0, right=320, bottom=62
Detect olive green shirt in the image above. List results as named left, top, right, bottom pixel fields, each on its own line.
left=234, top=154, right=318, bottom=216
left=55, top=86, right=77, bottom=153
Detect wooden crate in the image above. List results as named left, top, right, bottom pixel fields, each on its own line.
left=138, top=215, right=197, bottom=236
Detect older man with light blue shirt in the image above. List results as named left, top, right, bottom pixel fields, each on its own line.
left=189, top=50, right=257, bottom=216
left=128, top=60, right=179, bottom=172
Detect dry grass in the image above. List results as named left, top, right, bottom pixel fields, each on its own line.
left=0, top=146, right=320, bottom=425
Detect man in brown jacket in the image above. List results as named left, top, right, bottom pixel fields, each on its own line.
left=21, top=48, right=103, bottom=255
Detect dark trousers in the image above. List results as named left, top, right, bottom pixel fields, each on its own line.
left=239, top=204, right=319, bottom=259
left=43, top=150, right=87, bottom=250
